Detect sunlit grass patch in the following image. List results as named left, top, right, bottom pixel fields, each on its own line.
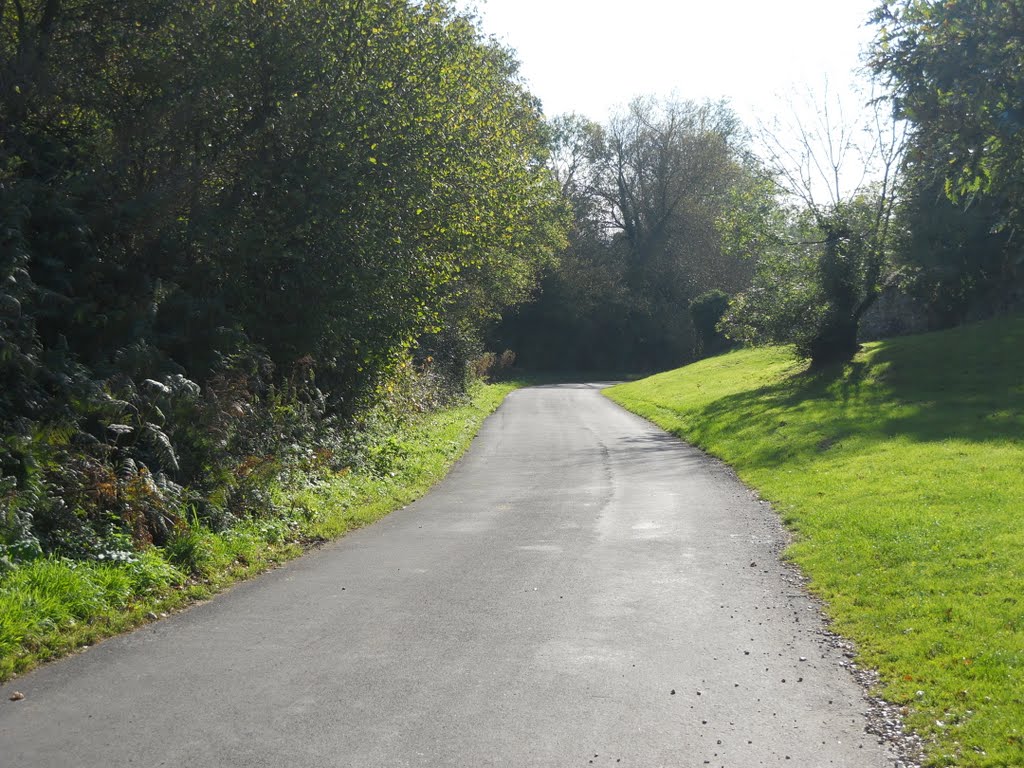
left=605, top=315, right=1024, bottom=767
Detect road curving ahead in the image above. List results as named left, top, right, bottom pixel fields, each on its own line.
left=0, top=383, right=900, bottom=767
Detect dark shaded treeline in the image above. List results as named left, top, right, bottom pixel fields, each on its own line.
left=493, top=100, right=766, bottom=372
left=0, top=0, right=567, bottom=561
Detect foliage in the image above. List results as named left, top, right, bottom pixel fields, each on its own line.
left=496, top=99, right=769, bottom=372
left=0, top=0, right=566, bottom=566
left=607, top=314, right=1024, bottom=767
left=869, top=0, right=1024, bottom=317
left=688, top=289, right=733, bottom=357
left=720, top=229, right=822, bottom=352
left=870, top=0, right=1024, bottom=228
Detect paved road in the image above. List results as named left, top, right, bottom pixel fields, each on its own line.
left=1, top=384, right=896, bottom=767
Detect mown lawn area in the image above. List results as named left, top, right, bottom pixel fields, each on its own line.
left=605, top=315, right=1024, bottom=768
left=0, top=381, right=517, bottom=682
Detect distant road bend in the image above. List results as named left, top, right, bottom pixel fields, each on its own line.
left=0, top=383, right=897, bottom=767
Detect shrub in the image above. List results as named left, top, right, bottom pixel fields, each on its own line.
left=471, top=349, right=517, bottom=381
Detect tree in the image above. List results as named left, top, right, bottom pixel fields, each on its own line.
left=593, top=98, right=755, bottom=298
left=497, top=98, right=766, bottom=371
left=724, top=86, right=906, bottom=366
left=869, top=0, right=1024, bottom=314
left=0, top=0, right=568, bottom=555
left=870, top=0, right=1024, bottom=221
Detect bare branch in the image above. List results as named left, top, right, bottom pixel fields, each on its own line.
left=757, top=81, right=905, bottom=213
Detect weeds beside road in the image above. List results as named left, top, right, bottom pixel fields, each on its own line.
left=0, top=382, right=517, bottom=682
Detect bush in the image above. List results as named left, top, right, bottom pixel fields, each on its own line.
left=471, top=349, right=517, bottom=381
left=722, top=200, right=894, bottom=367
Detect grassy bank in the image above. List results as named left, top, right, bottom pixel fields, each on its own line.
left=0, top=381, right=517, bottom=682
left=605, top=316, right=1024, bottom=767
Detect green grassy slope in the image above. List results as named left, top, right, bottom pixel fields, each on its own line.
left=606, top=316, right=1024, bottom=768
left=0, top=382, right=517, bottom=682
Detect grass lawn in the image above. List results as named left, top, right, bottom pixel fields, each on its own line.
left=605, top=315, right=1024, bottom=768
left=0, top=381, right=517, bottom=682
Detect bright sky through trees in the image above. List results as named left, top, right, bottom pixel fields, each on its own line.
left=468, top=0, right=877, bottom=127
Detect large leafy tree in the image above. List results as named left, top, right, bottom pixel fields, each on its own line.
left=869, top=0, right=1024, bottom=314
left=0, top=0, right=567, bottom=553
left=870, top=0, right=1024, bottom=221
left=498, top=99, right=765, bottom=371
left=1, top=0, right=564, bottom=397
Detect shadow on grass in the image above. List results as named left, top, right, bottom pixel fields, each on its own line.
left=677, top=316, right=1024, bottom=472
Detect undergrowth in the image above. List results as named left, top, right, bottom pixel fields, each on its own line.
left=0, top=379, right=517, bottom=681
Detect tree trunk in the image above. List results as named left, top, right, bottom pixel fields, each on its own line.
left=808, top=314, right=860, bottom=368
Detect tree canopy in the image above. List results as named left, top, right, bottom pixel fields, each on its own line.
left=870, top=0, right=1024, bottom=221
left=0, top=0, right=567, bottom=557
left=869, top=0, right=1024, bottom=316
left=495, top=98, right=766, bottom=371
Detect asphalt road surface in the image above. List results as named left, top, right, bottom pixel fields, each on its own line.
left=1, top=384, right=898, bottom=767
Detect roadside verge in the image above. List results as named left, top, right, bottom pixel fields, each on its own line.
left=1, top=381, right=518, bottom=683
left=604, top=316, right=1024, bottom=768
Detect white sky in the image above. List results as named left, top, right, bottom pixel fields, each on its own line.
left=467, top=0, right=879, bottom=128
